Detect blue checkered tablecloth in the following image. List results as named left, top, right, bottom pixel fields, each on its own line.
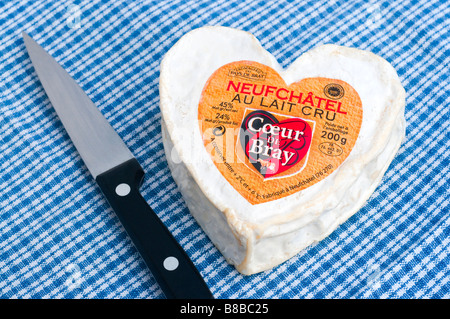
left=0, top=0, right=448, bottom=299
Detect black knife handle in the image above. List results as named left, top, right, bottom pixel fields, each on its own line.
left=96, top=158, right=213, bottom=299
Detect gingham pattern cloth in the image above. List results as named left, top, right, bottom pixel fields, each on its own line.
left=0, top=0, right=448, bottom=299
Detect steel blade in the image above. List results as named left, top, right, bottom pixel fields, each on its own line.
left=22, top=32, right=134, bottom=178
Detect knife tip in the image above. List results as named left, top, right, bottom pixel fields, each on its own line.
left=21, top=32, right=35, bottom=50
left=22, top=31, right=33, bottom=42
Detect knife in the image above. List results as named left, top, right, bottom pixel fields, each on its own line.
left=22, top=32, right=213, bottom=299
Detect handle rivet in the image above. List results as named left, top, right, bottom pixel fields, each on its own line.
left=163, top=256, right=179, bottom=271
left=115, top=183, right=131, bottom=196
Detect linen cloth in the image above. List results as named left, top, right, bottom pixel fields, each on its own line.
left=0, top=0, right=448, bottom=299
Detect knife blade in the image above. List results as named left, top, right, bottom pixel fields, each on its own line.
left=22, top=32, right=213, bottom=299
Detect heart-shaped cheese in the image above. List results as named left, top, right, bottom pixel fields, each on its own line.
left=159, top=26, right=406, bottom=275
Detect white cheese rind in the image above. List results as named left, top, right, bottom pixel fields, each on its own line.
left=159, top=26, right=406, bottom=275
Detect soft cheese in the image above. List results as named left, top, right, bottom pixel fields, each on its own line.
left=159, top=26, right=406, bottom=275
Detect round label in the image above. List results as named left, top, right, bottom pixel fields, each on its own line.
left=198, top=61, right=363, bottom=205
